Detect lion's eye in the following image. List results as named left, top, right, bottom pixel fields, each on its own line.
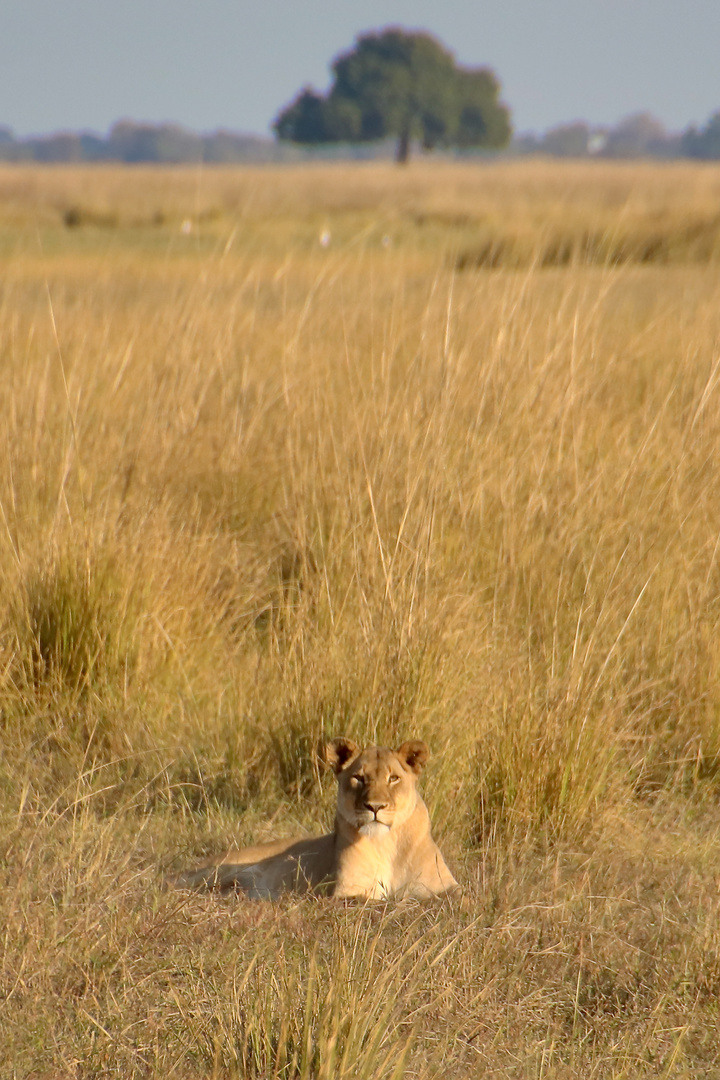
left=389, top=775, right=400, bottom=784
left=350, top=775, right=363, bottom=788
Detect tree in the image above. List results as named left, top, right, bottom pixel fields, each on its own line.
left=682, top=112, right=720, bottom=160
left=273, top=28, right=511, bottom=163
left=602, top=113, right=673, bottom=158
left=541, top=122, right=590, bottom=158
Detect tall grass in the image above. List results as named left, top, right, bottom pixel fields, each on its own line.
left=1, top=160, right=720, bottom=1076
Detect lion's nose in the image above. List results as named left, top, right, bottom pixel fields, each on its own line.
left=364, top=801, right=388, bottom=816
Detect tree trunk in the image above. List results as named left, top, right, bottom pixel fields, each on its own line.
left=396, top=128, right=410, bottom=164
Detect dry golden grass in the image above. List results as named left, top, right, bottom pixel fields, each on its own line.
left=2, top=160, right=720, bottom=1077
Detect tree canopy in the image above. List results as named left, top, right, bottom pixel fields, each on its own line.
left=273, top=29, right=512, bottom=162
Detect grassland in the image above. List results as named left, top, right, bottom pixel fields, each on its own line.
left=2, top=159, right=720, bottom=1078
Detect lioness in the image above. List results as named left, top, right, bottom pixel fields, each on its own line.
left=172, top=737, right=459, bottom=900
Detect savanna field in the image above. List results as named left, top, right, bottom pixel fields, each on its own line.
left=2, top=160, right=720, bottom=1077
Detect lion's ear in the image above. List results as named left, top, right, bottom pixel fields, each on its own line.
left=396, top=740, right=429, bottom=774
left=320, top=736, right=361, bottom=775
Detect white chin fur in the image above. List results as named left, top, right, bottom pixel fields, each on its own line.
left=358, top=821, right=390, bottom=838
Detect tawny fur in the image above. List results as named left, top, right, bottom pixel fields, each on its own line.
left=171, top=737, right=459, bottom=900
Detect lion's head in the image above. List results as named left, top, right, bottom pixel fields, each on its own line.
left=322, top=737, right=429, bottom=837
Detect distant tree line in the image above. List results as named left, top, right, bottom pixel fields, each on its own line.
left=1, top=111, right=719, bottom=165
left=0, top=122, right=301, bottom=164
left=516, top=111, right=720, bottom=160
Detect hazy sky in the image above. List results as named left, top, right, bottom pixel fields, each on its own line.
left=2, top=0, right=718, bottom=138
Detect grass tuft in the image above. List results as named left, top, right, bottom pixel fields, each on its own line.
left=14, top=549, right=137, bottom=700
